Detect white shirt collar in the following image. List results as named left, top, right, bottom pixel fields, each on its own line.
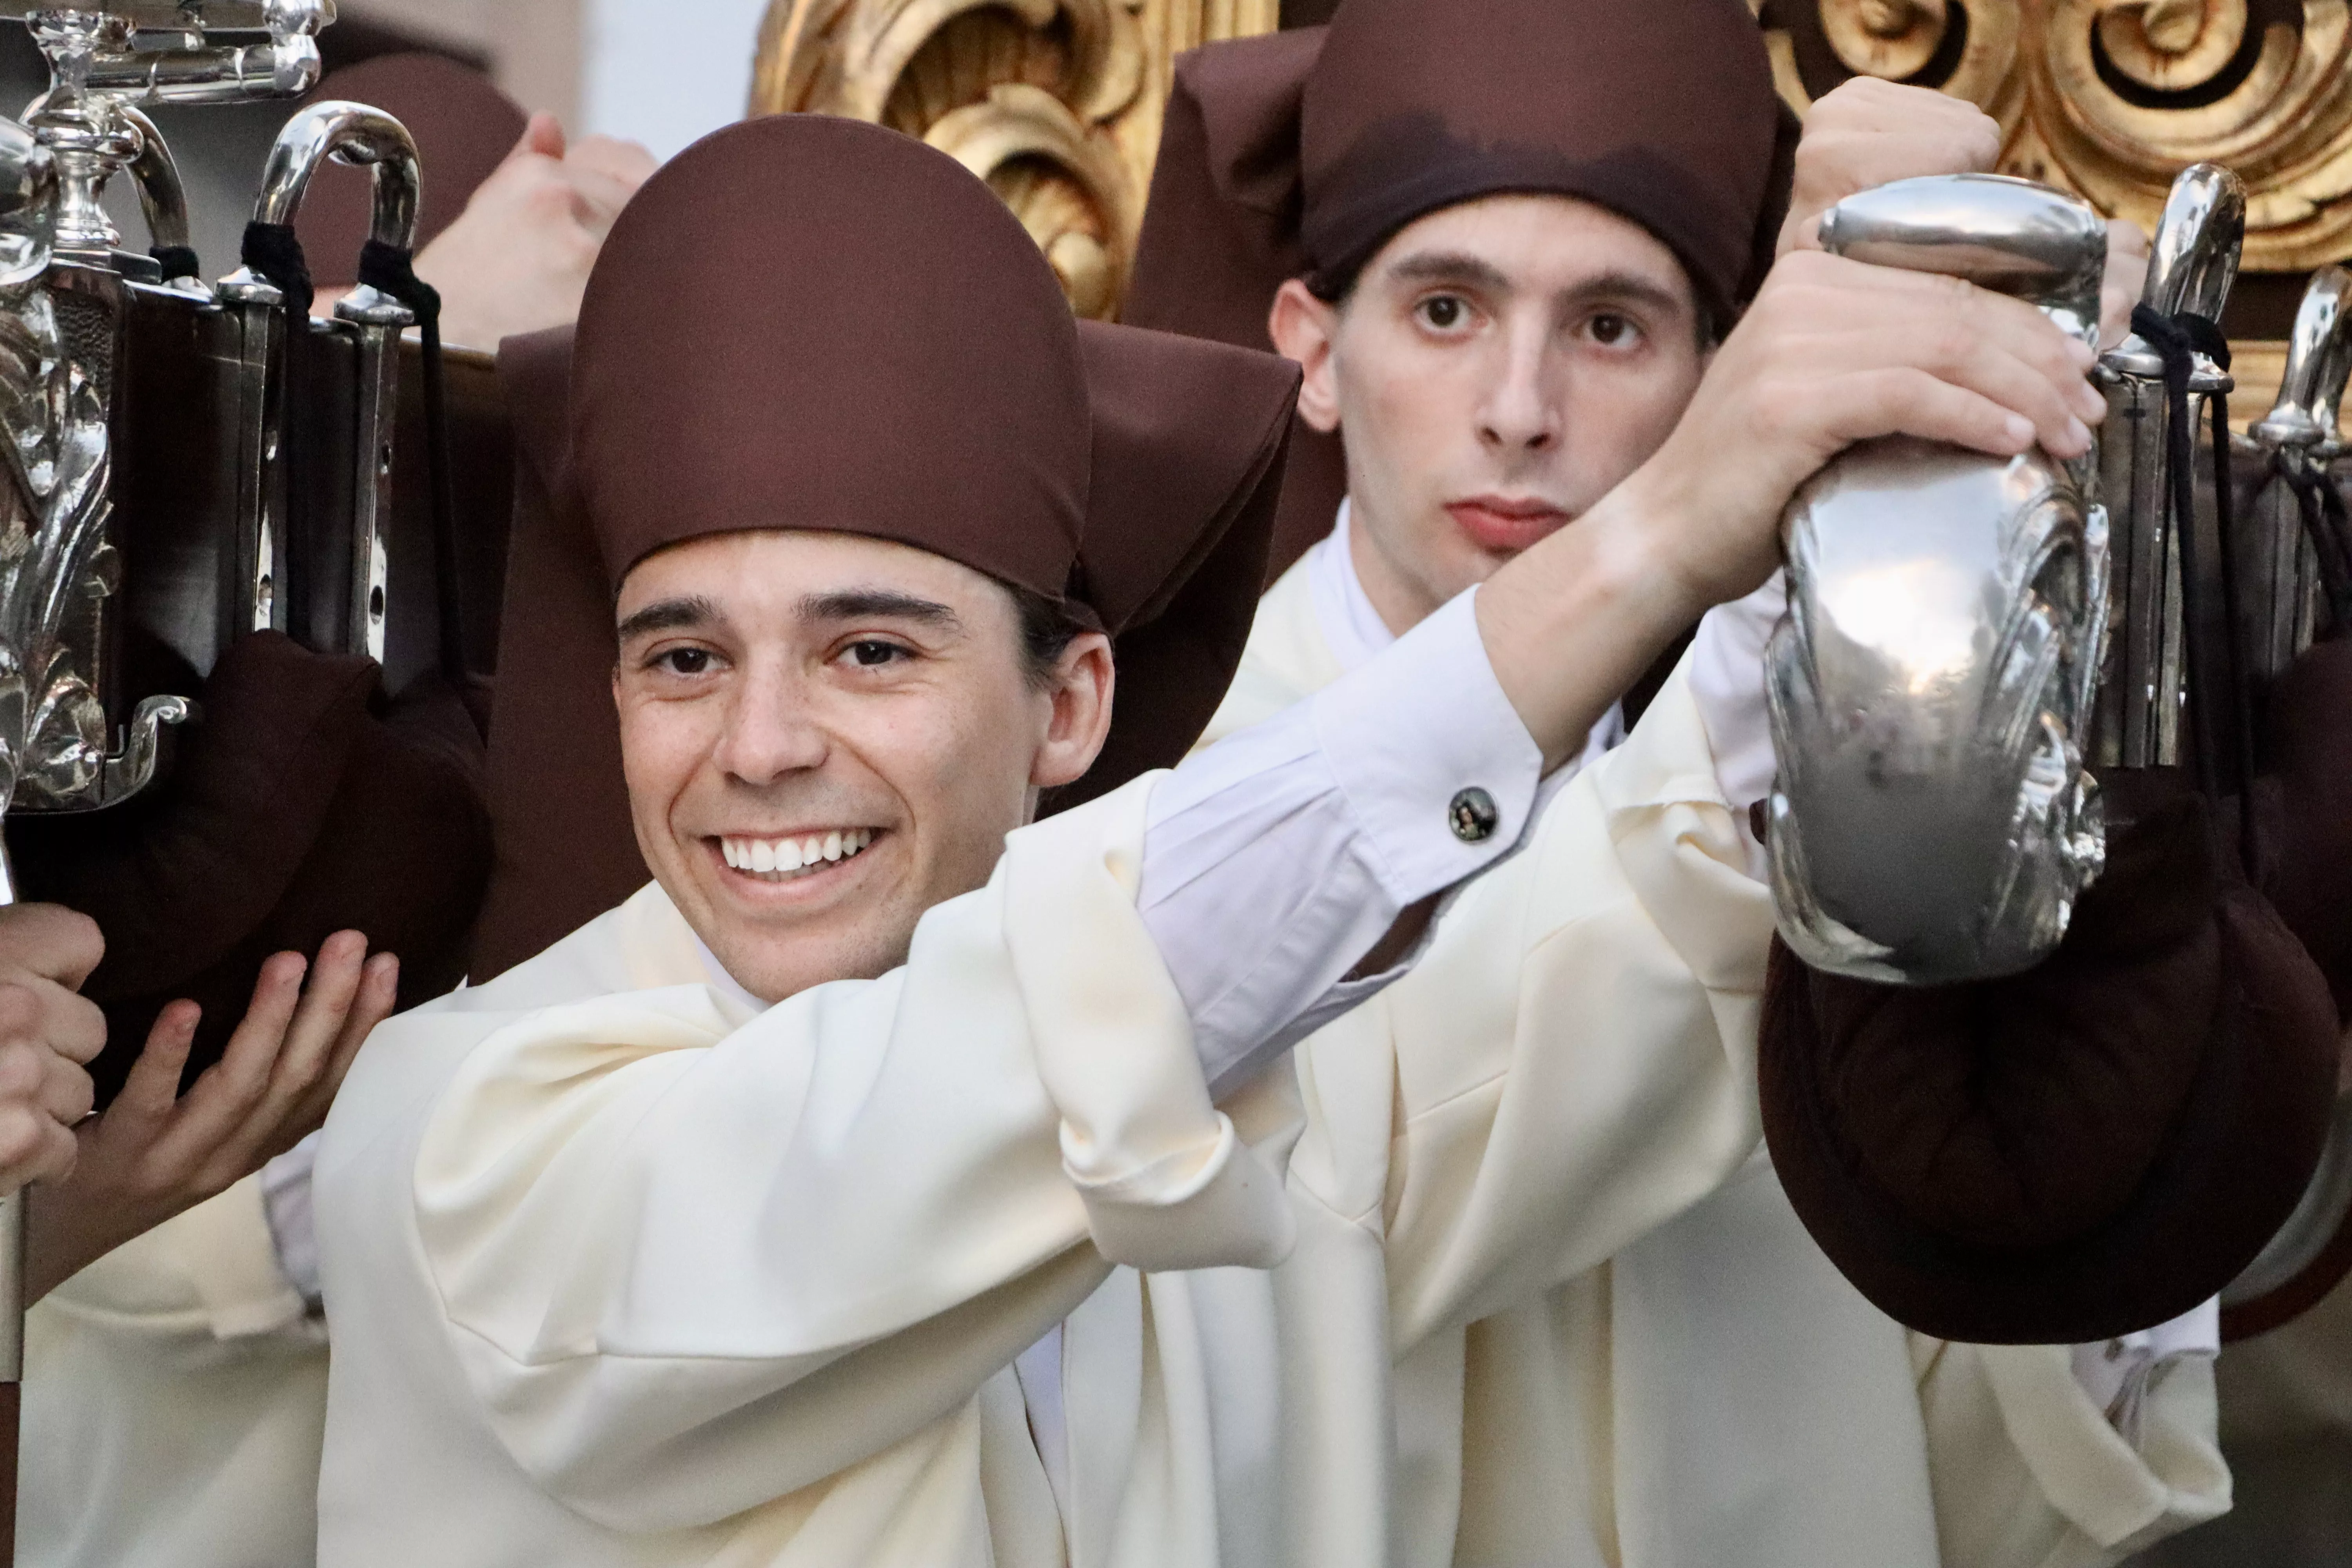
left=1310, top=495, right=1626, bottom=775
left=1305, top=499, right=1400, bottom=674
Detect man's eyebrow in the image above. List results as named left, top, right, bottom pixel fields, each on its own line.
left=797, top=588, right=964, bottom=632
left=1383, top=250, right=1513, bottom=294
left=1561, top=269, right=1691, bottom=316
left=615, top=595, right=720, bottom=642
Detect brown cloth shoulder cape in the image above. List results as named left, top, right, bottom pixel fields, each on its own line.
left=1123, top=0, right=1796, bottom=581
left=1759, top=757, right=2343, bottom=1345
left=471, top=112, right=1298, bottom=979
left=296, top=52, right=529, bottom=290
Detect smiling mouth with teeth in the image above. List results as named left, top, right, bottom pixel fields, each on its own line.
left=717, top=828, right=878, bottom=881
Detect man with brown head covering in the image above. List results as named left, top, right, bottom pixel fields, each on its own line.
left=305, top=74, right=2111, bottom=1564
left=1123, top=0, right=2221, bottom=1563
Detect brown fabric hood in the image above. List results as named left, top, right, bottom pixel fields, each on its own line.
left=573, top=115, right=1094, bottom=607
left=1124, top=0, right=1794, bottom=580
left=296, top=52, right=529, bottom=288
left=468, top=118, right=1298, bottom=978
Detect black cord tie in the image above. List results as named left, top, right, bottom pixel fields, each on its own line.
left=356, top=238, right=465, bottom=694
left=240, top=219, right=313, bottom=319
left=2132, top=301, right=2260, bottom=873
left=2277, top=461, right=2352, bottom=637
left=149, top=244, right=200, bottom=283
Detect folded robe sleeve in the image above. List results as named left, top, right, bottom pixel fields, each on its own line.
left=1912, top=1337, right=2229, bottom=1568
left=408, top=779, right=1295, bottom=1533
left=1278, top=657, right=1777, bottom=1348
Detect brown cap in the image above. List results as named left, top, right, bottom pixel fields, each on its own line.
left=468, top=117, right=1298, bottom=979
left=1125, top=0, right=1795, bottom=581
left=1759, top=774, right=2341, bottom=1344
left=296, top=52, right=528, bottom=288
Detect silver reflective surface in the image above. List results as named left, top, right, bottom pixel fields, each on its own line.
left=1769, top=439, right=2108, bottom=983
left=1818, top=171, right=2107, bottom=344
left=0, top=1, right=331, bottom=33
left=2093, top=164, right=2244, bottom=773
left=2241, top=265, right=2352, bottom=684
left=1769, top=174, right=2112, bottom=984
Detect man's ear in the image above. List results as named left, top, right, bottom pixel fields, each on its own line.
left=1269, top=278, right=1343, bottom=435
left=1031, top=632, right=1116, bottom=790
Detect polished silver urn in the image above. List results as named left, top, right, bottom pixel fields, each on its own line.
left=1766, top=173, right=2113, bottom=985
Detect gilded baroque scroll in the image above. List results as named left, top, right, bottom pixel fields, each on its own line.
left=1757, top=0, right=2352, bottom=273
left=750, top=0, right=1279, bottom=317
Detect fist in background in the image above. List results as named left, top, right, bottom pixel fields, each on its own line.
left=416, top=112, right=658, bottom=352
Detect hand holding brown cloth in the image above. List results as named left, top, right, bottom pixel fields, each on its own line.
left=1759, top=769, right=2340, bottom=1345
left=7, top=631, right=492, bottom=1107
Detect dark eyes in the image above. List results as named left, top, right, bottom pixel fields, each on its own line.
left=1588, top=313, right=1637, bottom=347
left=1417, top=294, right=1469, bottom=331
left=655, top=647, right=713, bottom=676
left=842, top=639, right=906, bottom=668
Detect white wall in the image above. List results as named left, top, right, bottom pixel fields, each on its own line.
left=579, top=0, right=774, bottom=161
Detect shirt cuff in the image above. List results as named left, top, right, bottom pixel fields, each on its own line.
left=2069, top=1296, right=2220, bottom=1445
left=1313, top=586, right=1545, bottom=905
left=261, top=1132, right=323, bottom=1308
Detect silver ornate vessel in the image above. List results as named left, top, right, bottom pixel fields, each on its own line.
left=1766, top=173, right=2113, bottom=985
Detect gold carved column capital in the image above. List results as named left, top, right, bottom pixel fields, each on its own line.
left=751, top=0, right=1278, bottom=317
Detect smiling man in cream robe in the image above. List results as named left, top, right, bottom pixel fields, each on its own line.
left=306, top=76, right=2148, bottom=1568
left=1122, top=1, right=2224, bottom=1564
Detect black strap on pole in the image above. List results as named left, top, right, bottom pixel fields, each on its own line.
left=240, top=220, right=314, bottom=652
left=355, top=238, right=466, bottom=695
left=2133, top=302, right=2260, bottom=873
left=148, top=243, right=201, bottom=283
left=2280, top=461, right=2352, bottom=637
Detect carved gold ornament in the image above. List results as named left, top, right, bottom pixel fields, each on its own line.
left=1758, top=0, right=2352, bottom=274
left=751, top=0, right=1279, bottom=318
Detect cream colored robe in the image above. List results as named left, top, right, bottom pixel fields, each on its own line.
left=314, top=635, right=1893, bottom=1568
left=1208, top=552, right=2230, bottom=1568
left=22, top=1176, right=326, bottom=1568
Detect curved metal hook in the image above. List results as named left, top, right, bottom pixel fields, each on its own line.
left=2254, top=267, right=2352, bottom=453
left=2140, top=162, right=2245, bottom=324
left=116, top=103, right=190, bottom=256
left=251, top=100, right=420, bottom=252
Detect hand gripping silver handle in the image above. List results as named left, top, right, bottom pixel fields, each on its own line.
left=1766, top=173, right=2113, bottom=985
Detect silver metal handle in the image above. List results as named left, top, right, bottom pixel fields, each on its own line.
left=2254, top=266, right=2352, bottom=454
left=79, top=34, right=318, bottom=105
left=251, top=102, right=420, bottom=252
left=2140, top=162, right=2246, bottom=324
left=116, top=105, right=189, bottom=258
left=0, top=0, right=332, bottom=27
left=1818, top=171, right=2109, bottom=343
